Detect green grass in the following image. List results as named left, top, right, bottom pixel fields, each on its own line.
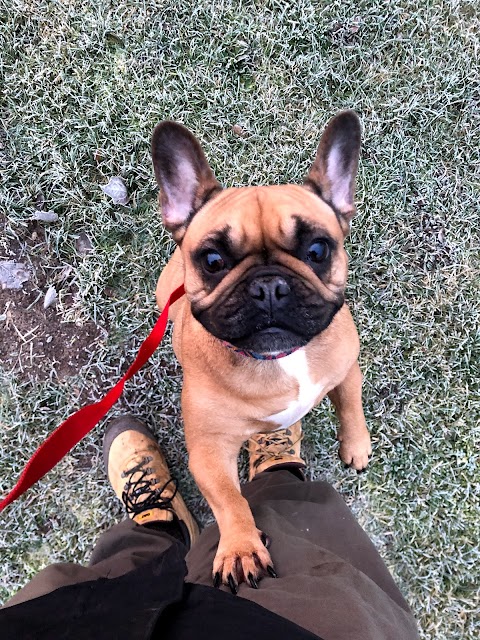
left=1, top=1, right=479, bottom=637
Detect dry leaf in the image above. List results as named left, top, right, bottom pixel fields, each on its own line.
left=32, top=210, right=59, bottom=222
left=75, top=231, right=93, bottom=255
left=35, top=191, right=45, bottom=210
left=0, top=261, right=30, bottom=290
left=101, top=176, right=128, bottom=205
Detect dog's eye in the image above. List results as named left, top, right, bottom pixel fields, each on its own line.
left=307, top=240, right=329, bottom=263
left=204, top=250, right=225, bottom=273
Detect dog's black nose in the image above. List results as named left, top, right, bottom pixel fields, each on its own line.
left=248, top=276, right=291, bottom=310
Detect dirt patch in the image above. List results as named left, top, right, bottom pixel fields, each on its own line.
left=0, top=215, right=103, bottom=382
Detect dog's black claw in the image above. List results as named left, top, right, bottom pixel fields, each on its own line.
left=260, top=532, right=271, bottom=548
left=228, top=573, right=238, bottom=595
left=248, top=572, right=259, bottom=589
left=343, top=463, right=350, bottom=470
left=357, top=468, right=367, bottom=475
left=213, top=572, right=221, bottom=588
left=267, top=565, right=278, bottom=578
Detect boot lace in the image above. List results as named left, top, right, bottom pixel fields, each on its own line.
left=121, top=456, right=178, bottom=517
left=248, top=427, right=302, bottom=469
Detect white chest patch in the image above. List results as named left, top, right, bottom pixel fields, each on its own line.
left=263, top=349, right=325, bottom=429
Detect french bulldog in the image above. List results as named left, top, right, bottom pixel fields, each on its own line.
left=152, top=111, right=372, bottom=591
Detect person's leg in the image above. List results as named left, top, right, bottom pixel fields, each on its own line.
left=88, top=518, right=184, bottom=572
left=4, top=417, right=198, bottom=608
left=187, top=469, right=408, bottom=607
left=243, top=469, right=410, bottom=609
left=4, top=519, right=182, bottom=608
left=187, top=426, right=418, bottom=639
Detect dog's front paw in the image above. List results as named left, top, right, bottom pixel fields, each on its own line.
left=212, top=529, right=276, bottom=594
left=338, top=428, right=372, bottom=472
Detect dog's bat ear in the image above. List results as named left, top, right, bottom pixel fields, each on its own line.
left=152, top=122, right=222, bottom=242
left=304, top=110, right=361, bottom=232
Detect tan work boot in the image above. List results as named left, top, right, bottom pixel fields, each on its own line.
left=247, top=421, right=306, bottom=481
left=103, top=416, right=199, bottom=546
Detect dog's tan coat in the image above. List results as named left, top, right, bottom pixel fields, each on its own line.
left=156, top=183, right=371, bottom=584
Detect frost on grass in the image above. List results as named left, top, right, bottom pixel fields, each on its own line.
left=1, top=1, right=479, bottom=637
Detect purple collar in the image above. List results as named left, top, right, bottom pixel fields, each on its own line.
left=220, top=340, right=300, bottom=360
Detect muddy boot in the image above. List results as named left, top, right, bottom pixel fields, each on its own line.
left=103, top=416, right=199, bottom=546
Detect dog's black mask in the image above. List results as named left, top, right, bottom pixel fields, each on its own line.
left=192, top=269, right=344, bottom=353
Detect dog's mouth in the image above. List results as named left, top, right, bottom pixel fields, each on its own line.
left=227, top=325, right=308, bottom=354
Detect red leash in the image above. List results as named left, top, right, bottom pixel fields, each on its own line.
left=0, top=284, right=185, bottom=513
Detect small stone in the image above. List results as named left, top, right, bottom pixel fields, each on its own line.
left=232, top=124, right=246, bottom=137
left=46, top=335, right=53, bottom=343
left=43, top=286, right=57, bottom=309
left=101, top=176, right=128, bottom=205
